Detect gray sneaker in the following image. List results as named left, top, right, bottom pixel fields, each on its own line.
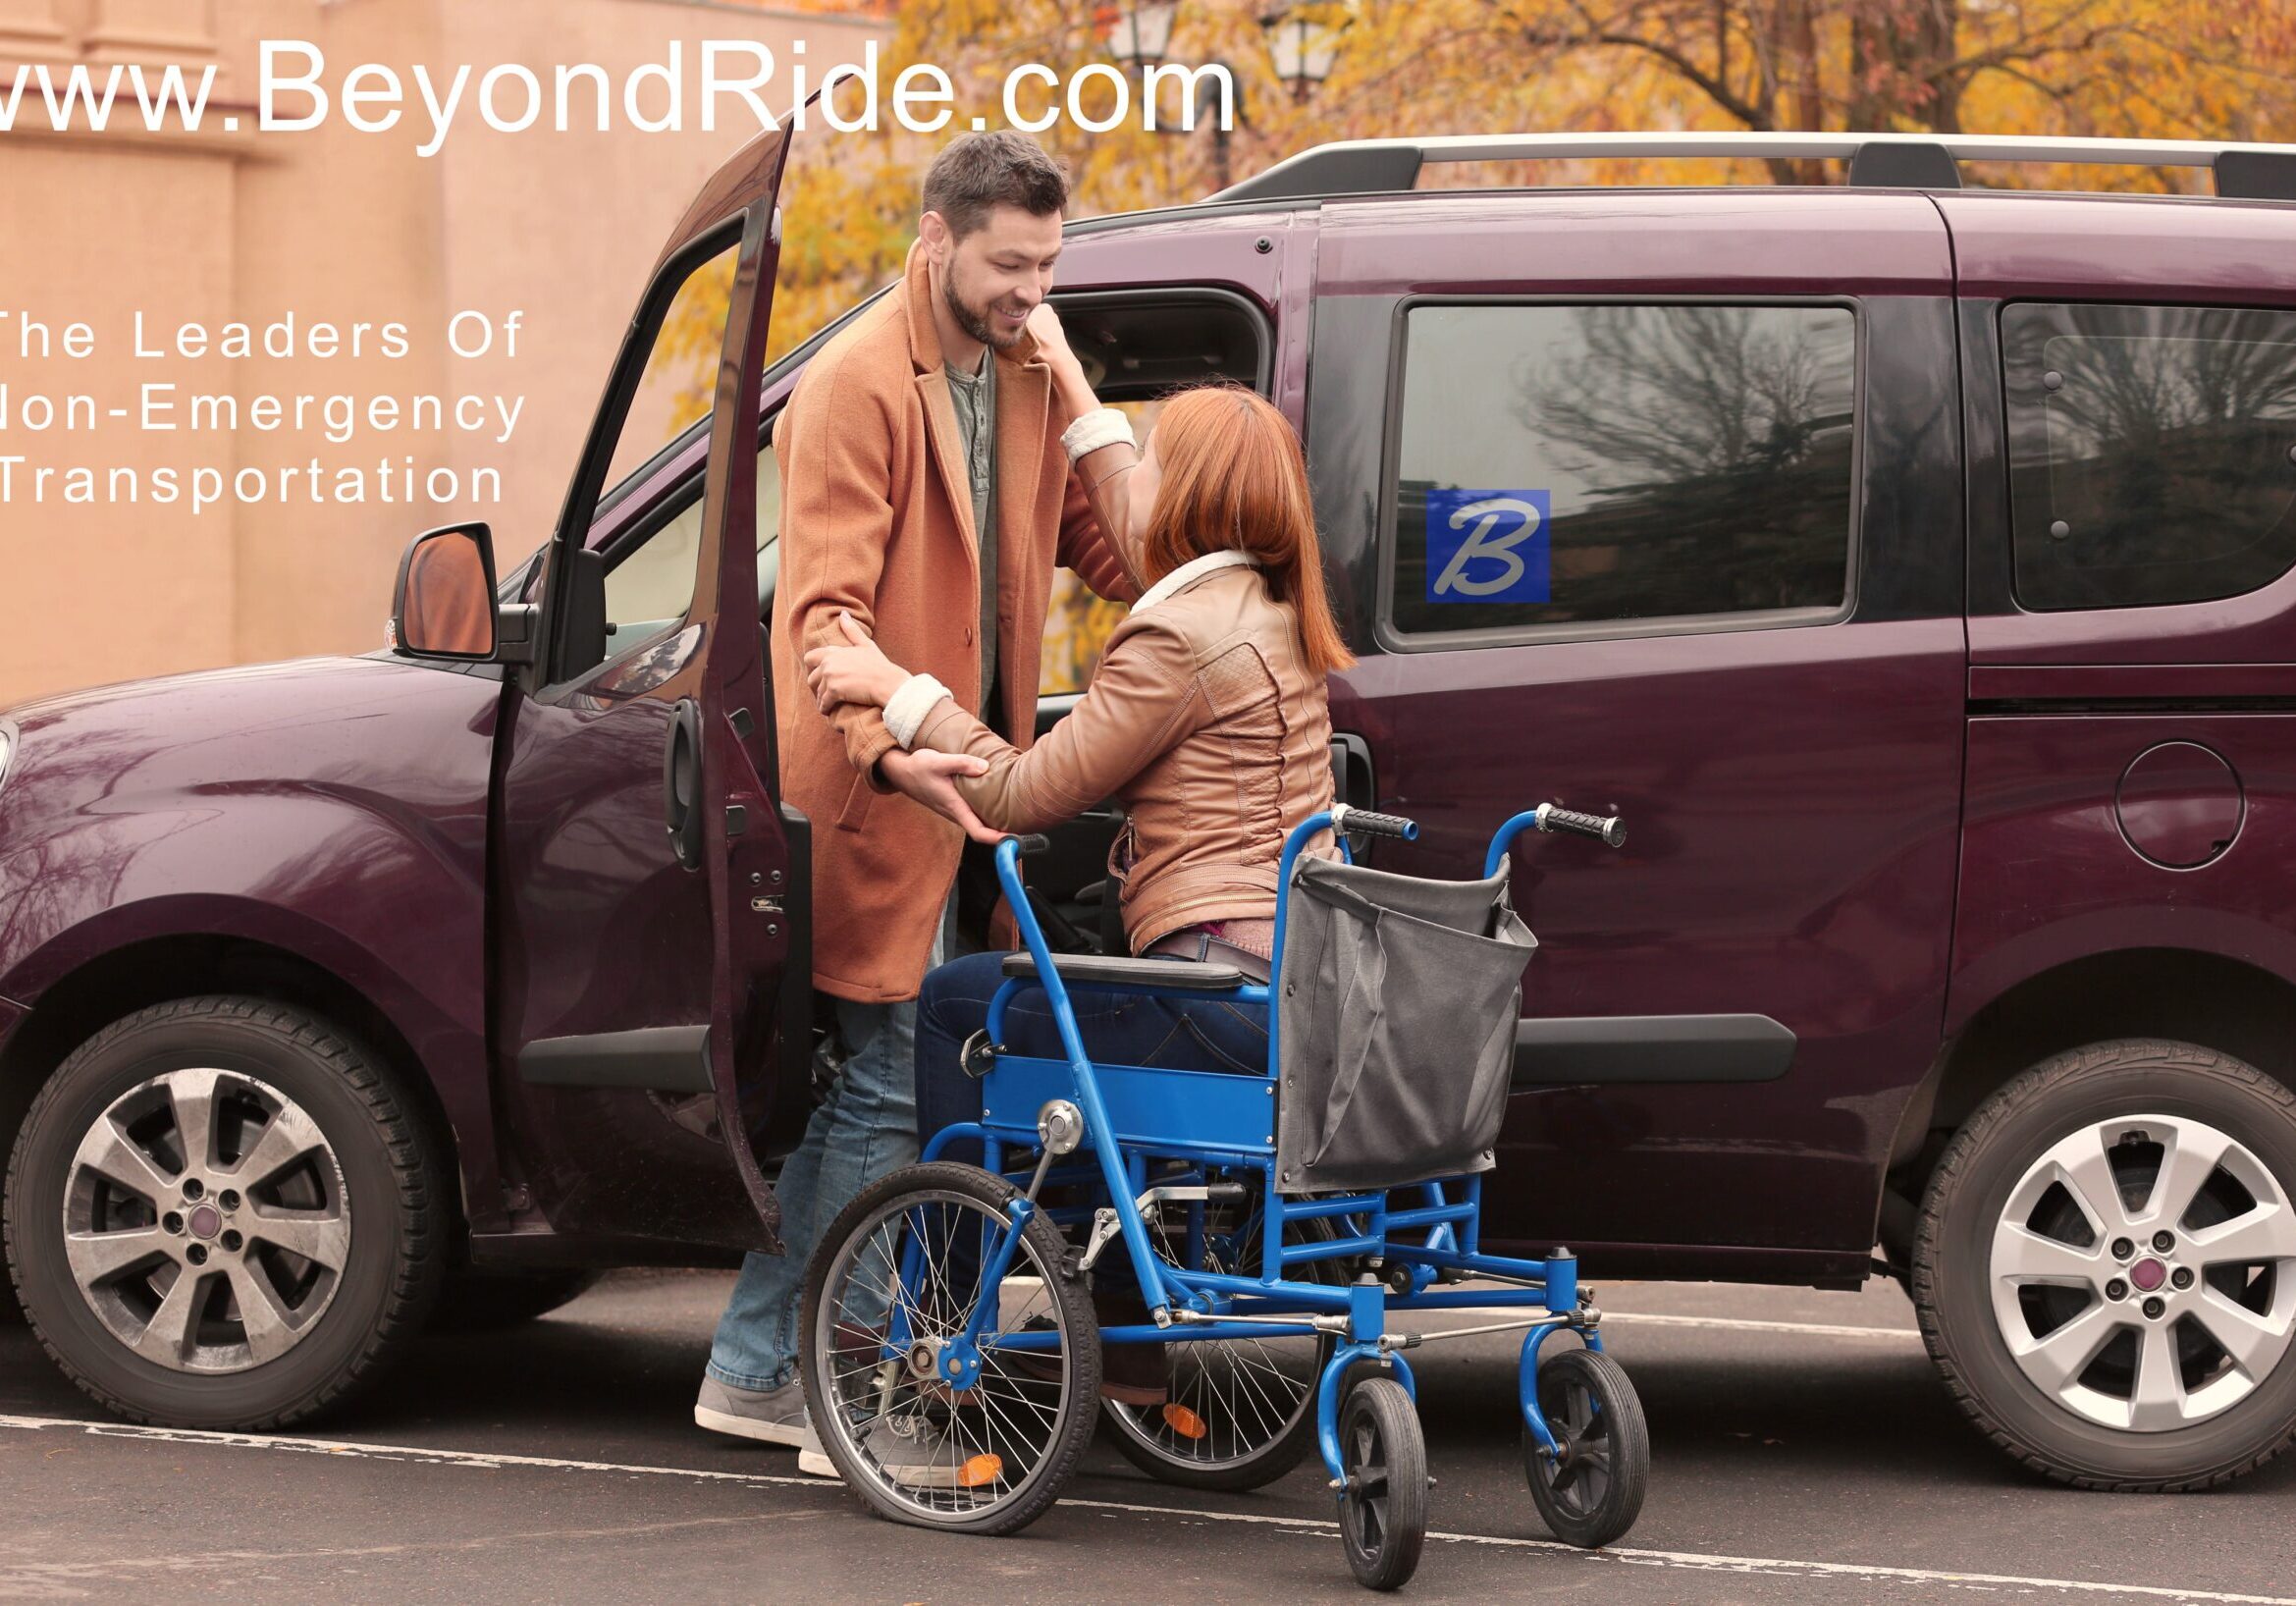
left=694, top=1374, right=810, bottom=1448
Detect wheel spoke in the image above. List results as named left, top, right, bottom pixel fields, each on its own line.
left=2128, top=1320, right=2190, bottom=1430
left=165, top=1067, right=223, bottom=1176
left=1548, top=1445, right=1581, bottom=1492
left=64, top=1226, right=172, bottom=1285
left=2189, top=1288, right=2296, bottom=1379
left=2012, top=1298, right=2120, bottom=1395
left=227, top=1105, right=325, bottom=1192
left=227, top=1261, right=297, bottom=1365
left=2143, top=1120, right=2232, bottom=1231
left=2052, top=1128, right=2130, bottom=1241
left=245, top=1207, right=349, bottom=1271
left=2186, top=1202, right=2296, bottom=1268
left=131, top=1267, right=206, bottom=1365
left=1994, top=1222, right=2105, bottom=1285
left=72, top=1121, right=177, bottom=1207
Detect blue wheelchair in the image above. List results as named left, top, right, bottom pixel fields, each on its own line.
left=799, top=803, right=1649, bottom=1590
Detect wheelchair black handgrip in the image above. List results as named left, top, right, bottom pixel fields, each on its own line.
left=1004, top=833, right=1053, bottom=857
left=1342, top=809, right=1419, bottom=841
left=1539, top=804, right=1627, bottom=848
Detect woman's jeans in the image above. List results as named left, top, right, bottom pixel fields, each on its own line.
left=706, top=896, right=957, bottom=1394
left=913, top=947, right=1272, bottom=1171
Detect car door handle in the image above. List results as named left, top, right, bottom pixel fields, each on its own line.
left=664, top=698, right=705, bottom=872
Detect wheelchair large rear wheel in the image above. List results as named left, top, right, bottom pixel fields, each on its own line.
left=1338, top=1375, right=1428, bottom=1591
left=800, top=1161, right=1100, bottom=1535
left=1102, top=1200, right=1339, bottom=1492
left=1521, top=1346, right=1648, bottom=1547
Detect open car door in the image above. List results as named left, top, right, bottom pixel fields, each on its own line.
left=489, top=125, right=797, bottom=1256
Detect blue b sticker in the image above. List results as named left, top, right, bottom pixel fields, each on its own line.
left=1424, top=489, right=1551, bottom=604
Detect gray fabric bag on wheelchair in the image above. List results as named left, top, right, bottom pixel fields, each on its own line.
left=1275, top=855, right=1536, bottom=1192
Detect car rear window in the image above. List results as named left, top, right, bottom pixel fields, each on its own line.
left=2004, top=302, right=2296, bottom=612
left=1383, top=301, right=1857, bottom=641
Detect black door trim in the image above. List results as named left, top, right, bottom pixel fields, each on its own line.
left=519, top=1025, right=713, bottom=1094
left=1513, top=1014, right=1795, bottom=1088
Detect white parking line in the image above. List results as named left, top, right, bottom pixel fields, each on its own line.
left=1597, top=1312, right=1926, bottom=1342
left=2, top=1414, right=2282, bottom=1605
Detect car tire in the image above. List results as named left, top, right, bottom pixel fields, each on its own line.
left=428, top=1269, right=601, bottom=1334
left=1912, top=1039, right=2296, bottom=1489
left=3, top=995, right=446, bottom=1429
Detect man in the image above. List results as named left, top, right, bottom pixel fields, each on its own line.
left=694, top=131, right=1139, bottom=1473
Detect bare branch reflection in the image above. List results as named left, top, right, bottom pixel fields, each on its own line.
left=2006, top=304, right=2296, bottom=609
left=1524, top=305, right=1846, bottom=486
left=1392, top=304, right=1854, bottom=635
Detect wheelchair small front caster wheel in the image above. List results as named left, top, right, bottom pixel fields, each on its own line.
left=1522, top=1347, right=1649, bottom=1547
left=1337, top=1376, right=1426, bottom=1590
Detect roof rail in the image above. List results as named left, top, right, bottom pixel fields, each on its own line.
left=1211, top=133, right=2296, bottom=205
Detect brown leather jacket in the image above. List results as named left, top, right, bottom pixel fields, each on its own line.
left=912, top=551, right=1339, bottom=953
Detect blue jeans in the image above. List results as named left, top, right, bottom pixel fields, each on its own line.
left=913, top=947, right=1272, bottom=1171
left=707, top=896, right=956, bottom=1393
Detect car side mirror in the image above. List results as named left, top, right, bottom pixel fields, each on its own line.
left=390, top=521, right=533, bottom=665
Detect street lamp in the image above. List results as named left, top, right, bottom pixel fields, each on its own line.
left=1100, top=2, right=1240, bottom=190
left=1257, top=3, right=1351, bottom=103
left=1099, top=2, right=1179, bottom=71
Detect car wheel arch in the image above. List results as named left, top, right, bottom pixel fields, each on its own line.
left=0, top=931, right=470, bottom=1246
left=1873, top=946, right=2296, bottom=1265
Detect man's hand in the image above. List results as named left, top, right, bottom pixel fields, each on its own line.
left=805, top=610, right=908, bottom=714
left=879, top=746, right=1002, bottom=844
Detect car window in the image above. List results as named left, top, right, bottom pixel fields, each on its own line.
left=604, top=443, right=781, bottom=644
left=2004, top=301, right=2296, bottom=612
left=1383, top=302, right=1856, bottom=640
left=572, top=238, right=741, bottom=656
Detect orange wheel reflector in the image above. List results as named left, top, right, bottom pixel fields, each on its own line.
left=957, top=1453, right=1004, bottom=1487
left=1162, top=1403, right=1209, bottom=1440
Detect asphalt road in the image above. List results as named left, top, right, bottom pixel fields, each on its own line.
left=2, top=1270, right=2290, bottom=1604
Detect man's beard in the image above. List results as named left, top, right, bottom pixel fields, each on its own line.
left=943, top=259, right=1028, bottom=351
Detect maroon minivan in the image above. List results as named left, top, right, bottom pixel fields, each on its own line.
left=7, top=130, right=2296, bottom=1491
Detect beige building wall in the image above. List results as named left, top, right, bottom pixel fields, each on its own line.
left=0, top=0, right=884, bottom=705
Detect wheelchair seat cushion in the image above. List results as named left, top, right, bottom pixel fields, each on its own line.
left=999, top=951, right=1249, bottom=992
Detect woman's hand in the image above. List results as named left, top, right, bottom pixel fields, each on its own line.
left=1029, top=302, right=1103, bottom=419
left=804, top=611, right=908, bottom=714
left=1026, top=300, right=1080, bottom=374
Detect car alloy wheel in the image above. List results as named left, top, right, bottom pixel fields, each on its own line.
left=6, top=996, right=443, bottom=1429
left=64, top=1066, right=352, bottom=1373
left=1914, top=1040, right=2296, bottom=1488
left=1990, top=1112, right=2296, bottom=1431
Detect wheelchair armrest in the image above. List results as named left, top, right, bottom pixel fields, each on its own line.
left=1000, top=952, right=1249, bottom=992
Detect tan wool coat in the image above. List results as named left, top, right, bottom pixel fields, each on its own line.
left=769, top=240, right=1138, bottom=1002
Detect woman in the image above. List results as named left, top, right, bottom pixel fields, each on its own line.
left=804, top=363, right=1352, bottom=1399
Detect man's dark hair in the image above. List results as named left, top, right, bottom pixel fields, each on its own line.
left=922, top=131, right=1069, bottom=241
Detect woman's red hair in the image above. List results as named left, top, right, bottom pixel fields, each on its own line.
left=1138, top=383, right=1354, bottom=674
